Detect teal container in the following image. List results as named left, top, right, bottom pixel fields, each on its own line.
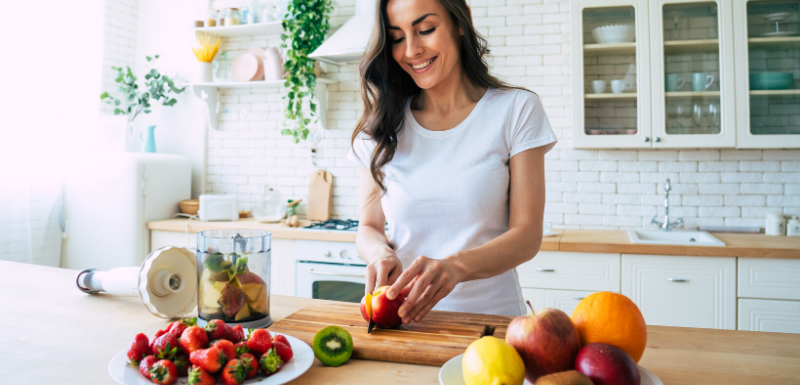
left=140, top=125, right=157, bottom=153
left=749, top=73, right=793, bottom=90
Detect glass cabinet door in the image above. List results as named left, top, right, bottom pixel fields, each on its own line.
left=572, top=0, right=651, bottom=148
left=651, top=0, right=736, bottom=147
left=734, top=0, right=800, bottom=148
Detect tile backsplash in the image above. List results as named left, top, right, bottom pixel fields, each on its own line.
left=203, top=0, right=800, bottom=229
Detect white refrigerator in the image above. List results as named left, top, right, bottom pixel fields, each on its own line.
left=63, top=153, right=191, bottom=270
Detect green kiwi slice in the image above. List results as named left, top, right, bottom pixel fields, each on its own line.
left=312, top=326, right=353, bottom=367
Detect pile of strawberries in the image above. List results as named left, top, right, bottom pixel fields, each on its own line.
left=126, top=317, right=293, bottom=385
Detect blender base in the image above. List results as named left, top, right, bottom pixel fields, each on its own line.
left=197, top=314, right=273, bottom=329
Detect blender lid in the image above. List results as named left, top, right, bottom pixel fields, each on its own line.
left=138, top=246, right=198, bottom=318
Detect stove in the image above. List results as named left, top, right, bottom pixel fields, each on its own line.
left=303, top=219, right=359, bottom=231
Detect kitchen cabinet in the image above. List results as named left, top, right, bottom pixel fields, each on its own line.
left=738, top=298, right=800, bottom=333
left=622, top=254, right=736, bottom=329
left=520, top=288, right=546, bottom=313
left=517, top=251, right=621, bottom=292
left=738, top=257, right=800, bottom=301
left=545, top=289, right=604, bottom=317
left=733, top=0, right=800, bottom=148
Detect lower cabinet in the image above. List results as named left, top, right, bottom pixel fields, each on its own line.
left=738, top=298, right=800, bottom=334
left=622, top=254, right=737, bottom=330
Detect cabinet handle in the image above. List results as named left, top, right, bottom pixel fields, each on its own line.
left=668, top=278, right=688, bottom=282
left=644, top=137, right=650, bottom=142
left=655, top=137, right=662, bottom=142
left=322, top=251, right=332, bottom=258
left=535, top=267, right=555, bottom=272
left=573, top=297, right=585, bottom=300
left=309, top=269, right=363, bottom=278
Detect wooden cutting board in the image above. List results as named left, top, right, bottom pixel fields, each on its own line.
left=307, top=170, right=333, bottom=221
left=268, top=302, right=513, bottom=366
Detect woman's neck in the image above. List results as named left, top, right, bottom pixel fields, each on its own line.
left=413, top=65, right=486, bottom=114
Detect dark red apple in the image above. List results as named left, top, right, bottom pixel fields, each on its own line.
left=505, top=303, right=582, bottom=383
left=575, top=343, right=640, bottom=385
left=359, top=286, right=404, bottom=329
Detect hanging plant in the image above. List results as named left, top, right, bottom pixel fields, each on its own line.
left=280, top=0, right=333, bottom=143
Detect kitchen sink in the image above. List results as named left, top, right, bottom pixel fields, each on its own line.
left=627, top=230, right=725, bottom=246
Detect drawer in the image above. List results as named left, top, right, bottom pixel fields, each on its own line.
left=545, top=289, right=604, bottom=318
left=738, top=298, right=800, bottom=334
left=738, top=258, right=800, bottom=301
left=520, top=288, right=546, bottom=314
left=622, top=254, right=736, bottom=330
left=518, top=251, right=620, bottom=292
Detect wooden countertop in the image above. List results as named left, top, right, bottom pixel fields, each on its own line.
left=148, top=219, right=800, bottom=258
left=2, top=260, right=799, bottom=385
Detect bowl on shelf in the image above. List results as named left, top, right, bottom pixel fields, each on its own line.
left=591, top=24, right=636, bottom=44
left=588, top=129, right=619, bottom=135
left=179, top=199, right=199, bottom=215
left=750, top=72, right=793, bottom=90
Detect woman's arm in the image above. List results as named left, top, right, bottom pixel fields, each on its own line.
left=386, top=143, right=554, bottom=323
left=355, top=166, right=404, bottom=294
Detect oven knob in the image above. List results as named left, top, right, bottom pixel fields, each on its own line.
left=340, top=250, right=350, bottom=259
left=323, top=251, right=332, bottom=258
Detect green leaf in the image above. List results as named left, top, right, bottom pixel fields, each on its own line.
left=114, top=108, right=122, bottom=115
left=146, top=56, right=152, bottom=62
left=155, top=54, right=160, bottom=59
left=100, top=92, right=109, bottom=99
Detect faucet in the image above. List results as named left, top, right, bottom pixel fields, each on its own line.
left=651, top=178, right=683, bottom=231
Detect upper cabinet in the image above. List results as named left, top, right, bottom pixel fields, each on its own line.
left=572, top=0, right=800, bottom=149
left=733, top=0, right=800, bottom=148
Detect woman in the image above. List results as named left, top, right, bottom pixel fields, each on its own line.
left=347, top=0, right=557, bottom=324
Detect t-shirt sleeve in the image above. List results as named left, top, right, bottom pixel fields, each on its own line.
left=346, top=131, right=376, bottom=168
left=509, top=90, right=557, bottom=158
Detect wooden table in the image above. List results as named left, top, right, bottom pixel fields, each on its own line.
left=1, top=260, right=799, bottom=384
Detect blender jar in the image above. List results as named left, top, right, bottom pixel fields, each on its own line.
left=196, top=229, right=272, bottom=328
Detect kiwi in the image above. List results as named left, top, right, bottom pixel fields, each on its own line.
left=312, top=326, right=353, bottom=367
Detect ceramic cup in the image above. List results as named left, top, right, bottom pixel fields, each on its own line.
left=611, top=79, right=632, bottom=94
left=665, top=74, right=685, bottom=92
left=591, top=80, right=607, bottom=94
left=692, top=72, right=714, bottom=92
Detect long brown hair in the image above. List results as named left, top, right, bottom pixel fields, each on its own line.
left=351, top=0, right=518, bottom=194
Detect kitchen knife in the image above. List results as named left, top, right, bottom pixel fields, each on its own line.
left=367, top=318, right=376, bottom=334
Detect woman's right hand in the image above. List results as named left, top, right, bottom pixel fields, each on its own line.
left=365, top=251, right=404, bottom=294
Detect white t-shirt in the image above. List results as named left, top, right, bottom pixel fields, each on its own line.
left=346, top=88, right=557, bottom=316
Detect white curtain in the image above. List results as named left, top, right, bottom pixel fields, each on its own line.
left=0, top=178, right=63, bottom=266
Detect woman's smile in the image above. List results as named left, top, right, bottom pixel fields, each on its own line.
left=409, top=55, right=438, bottom=73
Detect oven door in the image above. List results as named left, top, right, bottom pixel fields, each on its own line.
left=296, top=261, right=366, bottom=303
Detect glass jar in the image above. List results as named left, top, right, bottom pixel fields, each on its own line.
left=247, top=0, right=261, bottom=24
left=262, top=3, right=276, bottom=22
left=196, top=230, right=272, bottom=328
left=253, top=188, right=286, bottom=223
left=224, top=8, right=240, bottom=26
left=216, top=9, right=226, bottom=26
left=206, top=9, right=218, bottom=27
left=213, top=52, right=232, bottom=81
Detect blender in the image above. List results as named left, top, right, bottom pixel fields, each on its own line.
left=196, top=229, right=272, bottom=328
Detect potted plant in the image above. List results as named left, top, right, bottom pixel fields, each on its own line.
left=100, top=55, right=186, bottom=152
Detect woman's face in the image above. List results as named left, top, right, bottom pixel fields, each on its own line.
left=385, top=0, right=462, bottom=90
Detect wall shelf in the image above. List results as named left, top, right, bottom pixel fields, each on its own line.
left=584, top=42, right=636, bottom=56
left=748, top=36, right=800, bottom=49
left=187, top=78, right=336, bottom=89
left=665, top=91, right=720, bottom=98
left=749, top=89, right=800, bottom=96
left=664, top=39, right=719, bottom=53
left=585, top=93, right=637, bottom=99
left=193, top=21, right=283, bottom=38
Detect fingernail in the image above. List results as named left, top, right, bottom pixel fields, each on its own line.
left=398, top=310, right=406, bottom=318
left=414, top=316, right=420, bottom=322
left=386, top=291, right=395, bottom=300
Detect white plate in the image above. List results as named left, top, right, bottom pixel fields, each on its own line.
left=760, top=31, right=799, bottom=37
left=109, top=332, right=314, bottom=385
left=439, top=354, right=663, bottom=385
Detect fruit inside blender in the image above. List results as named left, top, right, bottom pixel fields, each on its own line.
left=198, top=251, right=269, bottom=323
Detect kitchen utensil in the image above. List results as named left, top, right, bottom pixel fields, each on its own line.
left=264, top=47, right=285, bottom=81
left=626, top=128, right=638, bottom=135
left=437, top=354, right=664, bottom=385
left=179, top=198, right=199, bottom=215
left=198, top=61, right=212, bottom=82
left=676, top=104, right=692, bottom=129
left=591, top=80, right=606, bottom=94
left=692, top=103, right=709, bottom=133
left=611, top=79, right=632, bottom=94
left=198, top=194, right=239, bottom=221
left=246, top=47, right=266, bottom=81
left=268, top=302, right=513, bottom=366
left=708, top=102, right=720, bottom=128
left=591, top=24, right=635, bottom=44
left=692, top=73, right=714, bottom=92
left=75, top=246, right=197, bottom=318
left=139, top=125, right=156, bottom=153
left=253, top=187, right=286, bottom=222
left=749, top=72, right=793, bottom=90
left=307, top=170, right=333, bottom=221
left=766, top=212, right=786, bottom=236
left=759, top=12, right=796, bottom=36
left=231, top=52, right=259, bottom=82
left=197, top=229, right=272, bottom=328
left=665, top=74, right=685, bottom=91
left=108, top=332, right=313, bottom=385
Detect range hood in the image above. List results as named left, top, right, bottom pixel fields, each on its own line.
left=309, top=0, right=376, bottom=65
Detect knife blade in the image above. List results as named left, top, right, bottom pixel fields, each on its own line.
left=367, top=318, right=376, bottom=334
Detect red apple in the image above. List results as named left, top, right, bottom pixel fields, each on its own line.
left=359, top=286, right=404, bottom=329
left=575, top=343, right=640, bottom=385
left=505, top=303, right=582, bottom=383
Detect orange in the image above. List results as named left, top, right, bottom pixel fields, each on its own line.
left=571, top=292, right=647, bottom=363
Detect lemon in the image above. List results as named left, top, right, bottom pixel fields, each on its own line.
left=462, top=336, right=525, bottom=385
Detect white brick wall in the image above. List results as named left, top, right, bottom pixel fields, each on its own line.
left=100, top=0, right=139, bottom=114
left=201, top=0, right=800, bottom=229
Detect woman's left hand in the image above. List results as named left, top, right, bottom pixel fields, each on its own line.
left=385, top=255, right=462, bottom=324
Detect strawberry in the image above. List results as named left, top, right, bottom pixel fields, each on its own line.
left=272, top=334, right=289, bottom=347
left=189, top=346, right=227, bottom=373
left=180, top=325, right=209, bottom=354
left=230, top=324, right=245, bottom=343
left=152, top=331, right=179, bottom=360
left=139, top=355, right=158, bottom=379
left=239, top=353, right=258, bottom=379
left=205, top=319, right=234, bottom=342
left=259, top=348, right=283, bottom=376
left=173, top=353, right=190, bottom=376
left=127, top=333, right=152, bottom=365
left=148, top=359, right=178, bottom=385
left=234, top=341, right=249, bottom=358
left=273, top=340, right=293, bottom=363
left=188, top=365, right=216, bottom=385
left=210, top=339, right=236, bottom=363
left=167, top=317, right=197, bottom=337
left=246, top=329, right=272, bottom=357
left=220, top=359, right=248, bottom=385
